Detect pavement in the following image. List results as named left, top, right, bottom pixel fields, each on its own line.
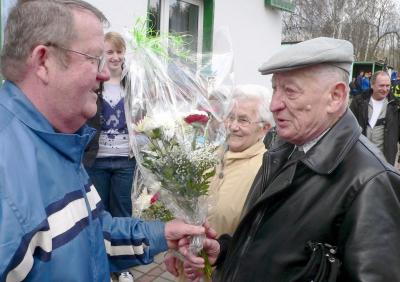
left=130, top=252, right=175, bottom=282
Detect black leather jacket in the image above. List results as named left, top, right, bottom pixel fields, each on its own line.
left=214, top=110, right=400, bottom=281
left=350, top=89, right=400, bottom=165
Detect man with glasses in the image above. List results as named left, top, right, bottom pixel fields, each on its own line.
left=0, top=0, right=205, bottom=281
left=45, top=42, right=107, bottom=73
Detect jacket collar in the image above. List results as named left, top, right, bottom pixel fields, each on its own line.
left=302, top=110, right=361, bottom=174
left=0, top=81, right=95, bottom=164
left=244, top=110, right=362, bottom=213
left=269, top=110, right=361, bottom=175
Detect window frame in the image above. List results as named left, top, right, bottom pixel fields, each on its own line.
left=265, top=0, right=295, bottom=13
left=159, top=0, right=204, bottom=54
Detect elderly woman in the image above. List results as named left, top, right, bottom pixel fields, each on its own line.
left=165, top=85, right=274, bottom=279
left=207, top=84, right=274, bottom=235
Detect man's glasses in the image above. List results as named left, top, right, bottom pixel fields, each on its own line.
left=45, top=42, right=106, bottom=73
left=226, top=115, right=264, bottom=127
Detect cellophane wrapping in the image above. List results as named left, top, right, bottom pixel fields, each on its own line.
left=124, top=20, right=233, bottom=258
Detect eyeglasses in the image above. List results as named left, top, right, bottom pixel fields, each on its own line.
left=45, top=42, right=106, bottom=73
left=226, top=115, right=264, bottom=127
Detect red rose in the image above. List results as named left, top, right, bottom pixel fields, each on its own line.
left=150, top=192, right=160, bottom=204
left=184, top=113, right=209, bottom=125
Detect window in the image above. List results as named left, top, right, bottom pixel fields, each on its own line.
left=265, top=0, right=295, bottom=13
left=149, top=0, right=213, bottom=54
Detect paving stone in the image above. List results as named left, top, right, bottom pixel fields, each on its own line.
left=134, top=263, right=158, bottom=273
left=146, top=266, right=164, bottom=277
left=131, top=269, right=144, bottom=279
left=152, top=276, right=174, bottom=282
left=153, top=252, right=166, bottom=264
left=160, top=271, right=176, bottom=281
left=136, top=275, right=155, bottom=282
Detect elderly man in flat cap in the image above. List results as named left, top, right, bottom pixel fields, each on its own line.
left=178, top=37, right=400, bottom=282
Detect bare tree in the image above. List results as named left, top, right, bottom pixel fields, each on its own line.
left=282, top=0, right=400, bottom=69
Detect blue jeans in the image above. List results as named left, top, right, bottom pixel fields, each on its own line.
left=85, top=157, right=136, bottom=217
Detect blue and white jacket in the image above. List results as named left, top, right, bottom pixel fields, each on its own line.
left=0, top=81, right=168, bottom=282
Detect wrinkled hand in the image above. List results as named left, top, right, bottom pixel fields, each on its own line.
left=165, top=219, right=205, bottom=249
left=183, top=260, right=203, bottom=282
left=203, top=220, right=218, bottom=240
left=164, top=251, right=181, bottom=277
left=178, top=236, right=220, bottom=269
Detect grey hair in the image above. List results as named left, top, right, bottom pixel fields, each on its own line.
left=230, top=84, right=275, bottom=126
left=0, top=0, right=109, bottom=82
left=311, top=64, right=350, bottom=86
left=309, top=64, right=350, bottom=112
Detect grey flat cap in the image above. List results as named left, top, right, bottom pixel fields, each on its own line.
left=259, top=37, right=354, bottom=75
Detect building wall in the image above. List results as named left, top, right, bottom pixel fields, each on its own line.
left=213, top=0, right=282, bottom=87
left=88, top=0, right=148, bottom=33
left=86, top=0, right=282, bottom=87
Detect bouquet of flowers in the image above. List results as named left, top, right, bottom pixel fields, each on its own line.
left=133, top=190, right=174, bottom=222
left=135, top=109, right=219, bottom=218
left=124, top=19, right=233, bottom=278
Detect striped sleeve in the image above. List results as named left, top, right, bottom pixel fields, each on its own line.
left=1, top=187, right=100, bottom=282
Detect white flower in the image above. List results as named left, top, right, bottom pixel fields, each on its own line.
left=134, top=116, right=157, bottom=133
left=134, top=189, right=153, bottom=211
left=135, top=111, right=178, bottom=140
left=154, top=111, right=177, bottom=139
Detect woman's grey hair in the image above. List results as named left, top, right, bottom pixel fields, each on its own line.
left=0, top=0, right=108, bottom=82
left=230, top=84, right=275, bottom=126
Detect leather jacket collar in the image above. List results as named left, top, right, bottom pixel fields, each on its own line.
left=269, top=110, right=362, bottom=175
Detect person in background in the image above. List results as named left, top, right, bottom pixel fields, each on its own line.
left=84, top=31, right=135, bottom=218
left=350, top=71, right=400, bottom=166
left=391, top=71, right=400, bottom=104
left=390, top=70, right=398, bottom=84
left=349, top=76, right=359, bottom=97
left=355, top=70, right=364, bottom=92
left=84, top=30, right=137, bottom=282
left=207, top=84, right=274, bottom=236
left=179, top=37, right=400, bottom=282
left=361, top=71, right=371, bottom=91
left=0, top=1, right=205, bottom=281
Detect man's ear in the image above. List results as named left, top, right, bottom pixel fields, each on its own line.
left=327, top=82, right=347, bottom=114
left=29, top=45, right=51, bottom=84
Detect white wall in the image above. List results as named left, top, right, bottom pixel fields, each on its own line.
left=86, top=0, right=282, bottom=87
left=213, top=0, right=282, bottom=88
left=87, top=0, right=148, bottom=33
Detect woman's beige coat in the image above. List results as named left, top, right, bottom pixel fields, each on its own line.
left=208, top=141, right=266, bottom=235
